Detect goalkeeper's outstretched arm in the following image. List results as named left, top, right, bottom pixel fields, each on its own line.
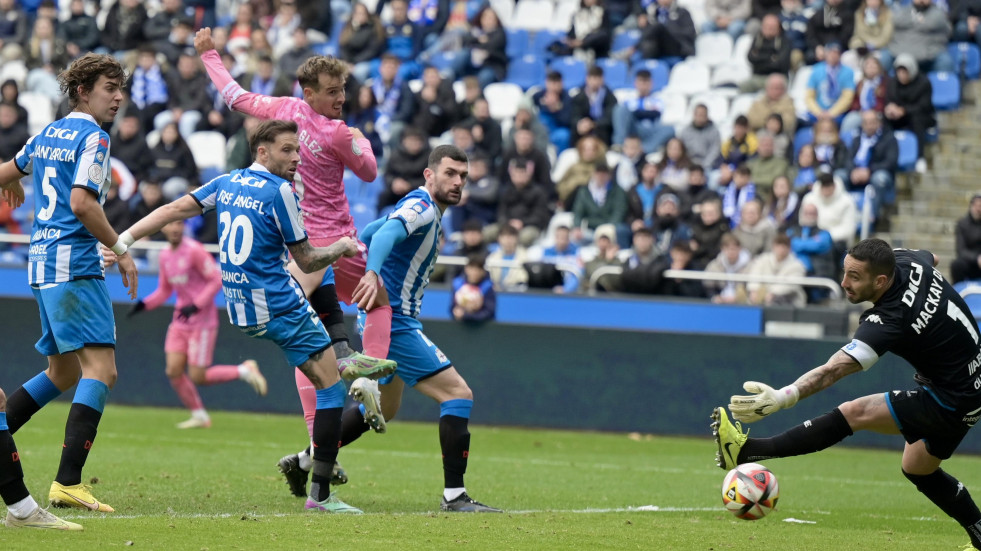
left=792, top=350, right=865, bottom=400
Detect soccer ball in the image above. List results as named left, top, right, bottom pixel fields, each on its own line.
left=721, top=463, right=779, bottom=520
left=454, top=283, right=483, bottom=311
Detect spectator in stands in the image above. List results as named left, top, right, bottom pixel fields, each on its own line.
left=614, top=135, right=644, bottom=191
left=145, top=0, right=187, bottom=50
left=626, top=161, right=662, bottom=231
left=715, top=116, right=758, bottom=190
left=266, top=0, right=302, bottom=57
left=584, top=224, right=622, bottom=292
left=705, top=232, right=753, bottom=303
left=227, top=2, right=260, bottom=44
left=131, top=181, right=168, bottom=242
left=62, top=0, right=102, bottom=59
left=691, top=196, right=731, bottom=268
left=885, top=54, right=934, bottom=172
left=742, top=13, right=793, bottom=93
left=805, top=41, right=855, bottom=124
left=379, top=126, right=430, bottom=210
left=451, top=254, right=496, bottom=322
left=550, top=0, right=611, bottom=62
left=847, top=0, right=893, bottom=61
left=789, top=143, right=818, bottom=193
left=370, top=54, right=414, bottom=146
left=620, top=227, right=668, bottom=294
left=104, top=173, right=133, bottom=234
left=679, top=103, right=722, bottom=172
left=747, top=73, right=797, bottom=135
left=801, top=171, right=858, bottom=247
left=747, top=132, right=789, bottom=202
left=149, top=122, right=199, bottom=200
left=128, top=46, right=171, bottom=134
left=812, top=117, right=848, bottom=168
left=611, top=69, right=673, bottom=153
left=779, top=0, right=808, bottom=64
left=704, top=0, right=751, bottom=39
left=487, top=225, right=529, bottom=292
left=723, top=164, right=757, bottom=227
left=0, top=0, right=28, bottom=54
left=225, top=115, right=259, bottom=171
left=840, top=55, right=888, bottom=137
left=787, top=201, right=837, bottom=300
left=456, top=153, right=500, bottom=228
left=762, top=113, right=791, bottom=160
left=571, top=65, right=618, bottom=147
left=158, top=17, right=197, bottom=69
left=747, top=233, right=807, bottom=306
left=500, top=127, right=553, bottom=195
left=804, top=0, right=854, bottom=65
left=417, top=0, right=476, bottom=66
left=507, top=100, right=551, bottom=158
left=277, top=26, right=316, bottom=82
left=454, top=219, right=489, bottom=258
left=558, top=135, right=606, bottom=208
left=0, top=102, right=28, bottom=162
left=185, top=0, right=218, bottom=30
left=732, top=197, right=776, bottom=256
left=766, top=175, right=800, bottom=230
left=955, top=0, right=981, bottom=47
left=836, top=109, right=898, bottom=221
left=464, top=97, right=503, bottom=164
left=341, top=2, right=387, bottom=82
left=24, top=16, right=68, bottom=102
left=686, top=166, right=717, bottom=220
left=533, top=71, right=573, bottom=153
left=102, top=0, right=148, bottom=54
left=346, top=85, right=385, bottom=164
left=453, top=6, right=507, bottom=87
left=952, top=194, right=981, bottom=284
left=496, top=158, right=553, bottom=247
left=656, top=241, right=706, bottom=297
left=882, top=0, right=954, bottom=74
left=656, top=137, right=694, bottom=192
left=572, top=160, right=629, bottom=243
left=636, top=0, right=696, bottom=61
left=158, top=52, right=212, bottom=138
left=542, top=226, right=583, bottom=294
left=455, top=75, right=481, bottom=121
left=651, top=193, right=693, bottom=255
left=405, top=65, right=458, bottom=139
left=111, top=110, right=153, bottom=183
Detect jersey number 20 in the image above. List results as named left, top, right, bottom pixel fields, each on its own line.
left=218, top=211, right=254, bottom=265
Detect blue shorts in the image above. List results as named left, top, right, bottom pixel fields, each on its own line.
left=240, top=302, right=331, bottom=367
left=32, top=278, right=115, bottom=356
left=358, top=312, right=451, bottom=387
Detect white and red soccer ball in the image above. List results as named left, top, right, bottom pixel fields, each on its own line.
left=722, top=463, right=779, bottom=520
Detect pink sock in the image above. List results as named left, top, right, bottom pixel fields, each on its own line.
left=362, top=304, right=393, bottom=359
left=294, top=367, right=316, bottom=438
left=170, top=374, right=204, bottom=411
left=204, top=365, right=240, bottom=385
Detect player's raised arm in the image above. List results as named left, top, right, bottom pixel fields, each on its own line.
left=122, top=194, right=204, bottom=244
left=195, top=27, right=286, bottom=119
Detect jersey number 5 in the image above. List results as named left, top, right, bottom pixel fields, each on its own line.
left=37, top=166, right=58, bottom=221
left=947, top=300, right=980, bottom=344
left=218, top=211, right=254, bottom=265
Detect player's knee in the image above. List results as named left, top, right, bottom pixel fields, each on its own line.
left=455, top=383, right=474, bottom=402
left=836, top=400, right=867, bottom=426
left=0, top=389, right=6, bottom=412
left=187, top=368, right=208, bottom=385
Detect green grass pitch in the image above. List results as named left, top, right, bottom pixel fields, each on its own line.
left=4, top=402, right=981, bottom=550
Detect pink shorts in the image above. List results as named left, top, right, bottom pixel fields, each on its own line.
left=310, top=235, right=374, bottom=305
left=164, top=324, right=218, bottom=367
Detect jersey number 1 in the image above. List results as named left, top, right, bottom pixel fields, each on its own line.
left=947, top=300, right=980, bottom=344
left=218, top=211, right=254, bottom=265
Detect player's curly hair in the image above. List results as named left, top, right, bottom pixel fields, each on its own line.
left=59, top=53, right=126, bottom=109
left=296, top=56, right=348, bottom=91
left=249, top=119, right=299, bottom=159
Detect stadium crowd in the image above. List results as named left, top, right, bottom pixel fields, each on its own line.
left=0, top=0, right=967, bottom=305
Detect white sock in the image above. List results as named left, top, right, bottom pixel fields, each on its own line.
left=191, top=409, right=209, bottom=420
left=443, top=487, right=466, bottom=501
left=8, top=496, right=38, bottom=519
left=237, top=364, right=250, bottom=378
left=298, top=448, right=312, bottom=471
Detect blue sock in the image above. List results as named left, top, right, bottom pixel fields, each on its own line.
left=72, top=379, right=110, bottom=413
left=440, top=399, right=473, bottom=419
left=24, top=372, right=61, bottom=407
left=315, top=381, right=346, bottom=410
left=0, top=412, right=7, bottom=432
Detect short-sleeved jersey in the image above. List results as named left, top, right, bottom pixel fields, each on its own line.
left=191, top=163, right=308, bottom=327
left=842, top=249, right=981, bottom=411
left=365, top=187, right=440, bottom=318
left=15, top=112, right=111, bottom=285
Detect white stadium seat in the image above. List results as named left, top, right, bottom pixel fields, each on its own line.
left=18, top=92, right=54, bottom=136
left=695, top=32, right=734, bottom=68
left=658, top=91, right=690, bottom=127
left=186, top=131, right=228, bottom=171
left=510, top=0, right=554, bottom=31
left=663, top=59, right=711, bottom=97
left=483, top=82, right=524, bottom=121
left=686, top=91, right=730, bottom=126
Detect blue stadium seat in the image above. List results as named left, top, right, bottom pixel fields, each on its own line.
left=549, top=56, right=587, bottom=89
left=428, top=51, right=458, bottom=73
left=506, top=55, right=548, bottom=90
left=949, top=42, right=981, bottom=80
left=530, top=30, right=567, bottom=59
left=929, top=71, right=961, bottom=110
left=954, top=280, right=981, bottom=320
left=894, top=130, right=919, bottom=171
left=595, top=58, right=630, bottom=90
left=839, top=128, right=856, bottom=148
left=200, top=167, right=224, bottom=184
left=312, top=42, right=337, bottom=57
left=629, top=59, right=670, bottom=91
left=792, top=126, right=813, bottom=160
left=506, top=28, right=530, bottom=59
left=611, top=29, right=641, bottom=53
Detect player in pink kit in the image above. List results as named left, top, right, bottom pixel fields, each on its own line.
left=195, top=28, right=395, bottom=493
left=130, top=220, right=268, bottom=429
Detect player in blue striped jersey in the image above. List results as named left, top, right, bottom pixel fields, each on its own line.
left=347, top=145, right=502, bottom=513
left=120, top=120, right=364, bottom=513
left=0, top=53, right=137, bottom=514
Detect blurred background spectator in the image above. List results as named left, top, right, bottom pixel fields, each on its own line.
left=451, top=254, right=496, bottom=322
left=953, top=194, right=981, bottom=284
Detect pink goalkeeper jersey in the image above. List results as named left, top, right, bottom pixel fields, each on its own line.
left=200, top=50, right=378, bottom=239
left=143, top=238, right=222, bottom=329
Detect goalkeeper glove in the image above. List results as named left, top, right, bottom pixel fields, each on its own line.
left=729, top=381, right=799, bottom=423
left=177, top=304, right=200, bottom=321
left=128, top=300, right=146, bottom=318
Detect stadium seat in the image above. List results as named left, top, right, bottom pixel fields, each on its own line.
left=530, top=29, right=567, bottom=59
left=312, top=42, right=337, bottom=57
left=484, top=82, right=525, bottom=120
left=551, top=0, right=578, bottom=31
left=551, top=147, right=580, bottom=182
left=407, top=78, right=423, bottom=93
left=490, top=0, right=515, bottom=27
left=549, top=56, right=587, bottom=89
left=658, top=91, right=690, bottom=127
left=452, top=80, right=467, bottom=102
left=187, top=131, right=227, bottom=172
left=678, top=0, right=707, bottom=28
left=894, top=130, right=919, bottom=172
left=710, top=61, right=752, bottom=88
left=511, top=0, right=554, bottom=31
left=595, top=58, right=630, bottom=90
left=506, top=28, right=530, bottom=59
left=629, top=59, right=670, bottom=91
left=929, top=71, right=961, bottom=110
left=612, top=88, right=637, bottom=104
left=695, top=32, right=734, bottom=68
left=727, top=93, right=757, bottom=122
left=0, top=60, right=26, bottom=90
left=663, top=59, right=711, bottom=96
left=610, top=29, right=641, bottom=54
left=792, top=126, right=813, bottom=160
left=954, top=280, right=981, bottom=320
left=732, top=33, right=754, bottom=63
left=428, top=51, right=458, bottom=74
left=790, top=65, right=813, bottom=120
left=949, top=42, right=981, bottom=80
left=18, top=92, right=53, bottom=136
left=686, top=91, right=729, bottom=125
left=505, top=55, right=547, bottom=89
left=839, top=128, right=856, bottom=148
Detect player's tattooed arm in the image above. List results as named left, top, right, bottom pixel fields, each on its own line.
left=792, top=350, right=863, bottom=399
left=288, top=237, right=359, bottom=273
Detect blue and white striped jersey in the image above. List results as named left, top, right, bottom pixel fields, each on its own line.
left=15, top=112, right=111, bottom=285
left=368, top=187, right=441, bottom=318
left=191, top=163, right=308, bottom=327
